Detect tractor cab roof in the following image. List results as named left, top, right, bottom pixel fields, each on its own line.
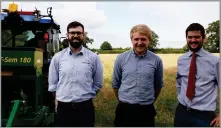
left=1, top=13, right=60, bottom=31
left=1, top=3, right=60, bottom=32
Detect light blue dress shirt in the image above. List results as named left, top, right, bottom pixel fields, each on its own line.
left=112, top=49, right=164, bottom=105
left=48, top=46, right=103, bottom=103
left=176, top=48, right=220, bottom=111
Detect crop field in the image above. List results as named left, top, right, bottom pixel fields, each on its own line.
left=93, top=53, right=220, bottom=127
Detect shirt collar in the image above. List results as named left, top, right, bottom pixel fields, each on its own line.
left=131, top=49, right=148, bottom=58
left=187, top=47, right=207, bottom=57
left=68, top=45, right=84, bottom=56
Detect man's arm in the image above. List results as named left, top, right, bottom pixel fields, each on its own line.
left=112, top=55, right=122, bottom=101
left=154, top=59, right=163, bottom=102
left=215, top=60, right=220, bottom=87
left=48, top=55, right=59, bottom=92
left=154, top=87, right=161, bottom=102
left=92, top=55, right=103, bottom=94
left=210, top=59, right=220, bottom=127
left=113, top=89, right=119, bottom=101
left=176, top=59, right=182, bottom=94
left=214, top=60, right=220, bottom=113
left=48, top=55, right=59, bottom=112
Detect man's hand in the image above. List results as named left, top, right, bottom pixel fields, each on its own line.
left=55, top=99, right=58, bottom=113
left=210, top=114, right=220, bottom=127
left=154, top=87, right=161, bottom=103
left=113, top=88, right=119, bottom=101
left=55, top=105, right=57, bottom=113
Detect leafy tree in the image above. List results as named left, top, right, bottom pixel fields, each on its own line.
left=100, top=41, right=112, bottom=50
left=60, top=32, right=94, bottom=49
left=205, top=20, right=219, bottom=53
left=183, top=44, right=189, bottom=52
left=83, top=32, right=94, bottom=48
left=148, top=30, right=159, bottom=51
left=60, top=38, right=69, bottom=49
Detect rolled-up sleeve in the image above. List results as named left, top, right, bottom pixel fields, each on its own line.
left=48, top=55, right=59, bottom=92
left=112, top=55, right=122, bottom=89
left=154, top=58, right=164, bottom=88
left=92, top=55, right=103, bottom=92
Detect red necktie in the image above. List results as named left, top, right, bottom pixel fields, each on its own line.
left=186, top=52, right=196, bottom=100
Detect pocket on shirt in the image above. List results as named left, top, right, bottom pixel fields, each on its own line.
left=81, top=61, right=93, bottom=72
left=122, top=73, right=137, bottom=88
left=140, top=64, right=155, bottom=89
left=140, top=73, right=153, bottom=89
left=81, top=61, right=93, bottom=82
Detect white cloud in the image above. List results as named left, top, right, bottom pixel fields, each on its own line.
left=127, top=2, right=220, bottom=47
left=1, top=2, right=219, bottom=49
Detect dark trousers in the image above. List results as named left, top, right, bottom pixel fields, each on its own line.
left=114, top=101, right=156, bottom=127
left=56, top=99, right=95, bottom=127
left=174, top=103, right=216, bottom=127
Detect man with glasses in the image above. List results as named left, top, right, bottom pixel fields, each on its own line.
left=48, top=21, right=103, bottom=127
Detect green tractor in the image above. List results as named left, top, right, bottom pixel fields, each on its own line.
left=1, top=3, right=61, bottom=127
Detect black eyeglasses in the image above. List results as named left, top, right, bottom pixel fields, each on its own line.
left=68, top=31, right=83, bottom=35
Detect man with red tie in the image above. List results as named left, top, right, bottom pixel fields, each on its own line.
left=174, top=23, right=220, bottom=127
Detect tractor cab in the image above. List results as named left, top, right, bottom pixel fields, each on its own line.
left=1, top=3, right=60, bottom=127
left=1, top=3, right=61, bottom=61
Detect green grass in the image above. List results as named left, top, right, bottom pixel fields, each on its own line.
left=93, top=67, right=178, bottom=127
left=93, top=67, right=220, bottom=127
left=94, top=86, right=117, bottom=127
left=93, top=54, right=220, bottom=127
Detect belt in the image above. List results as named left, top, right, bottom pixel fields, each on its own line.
left=179, top=103, right=210, bottom=112
left=58, top=99, right=92, bottom=108
left=179, top=103, right=199, bottom=112
left=119, top=101, right=153, bottom=107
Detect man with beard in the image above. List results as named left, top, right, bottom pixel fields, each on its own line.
left=174, top=23, right=220, bottom=127
left=112, top=24, right=164, bottom=127
left=48, top=21, right=103, bottom=127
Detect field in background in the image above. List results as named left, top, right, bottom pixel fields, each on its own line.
left=93, top=53, right=220, bottom=127
left=99, top=53, right=219, bottom=69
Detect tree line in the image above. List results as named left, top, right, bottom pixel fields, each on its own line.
left=84, top=20, right=220, bottom=54
left=2, top=20, right=219, bottom=54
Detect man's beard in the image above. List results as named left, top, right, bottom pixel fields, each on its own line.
left=68, top=37, right=83, bottom=49
left=187, top=41, right=203, bottom=52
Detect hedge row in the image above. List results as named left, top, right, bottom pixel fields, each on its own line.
left=90, top=49, right=186, bottom=54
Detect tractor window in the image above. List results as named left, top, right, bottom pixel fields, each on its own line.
left=1, top=30, right=40, bottom=48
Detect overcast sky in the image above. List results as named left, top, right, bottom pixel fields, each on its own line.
left=1, top=1, right=220, bottom=49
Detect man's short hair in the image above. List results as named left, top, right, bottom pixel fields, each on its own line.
left=67, top=21, right=84, bottom=33
left=186, top=23, right=205, bottom=38
left=130, top=24, right=152, bottom=41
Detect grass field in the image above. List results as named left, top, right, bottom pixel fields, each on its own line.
left=93, top=53, right=220, bottom=127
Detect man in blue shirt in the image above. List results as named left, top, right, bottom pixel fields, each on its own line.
left=48, top=21, right=103, bottom=127
left=174, top=23, right=220, bottom=127
left=112, top=24, right=164, bottom=127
